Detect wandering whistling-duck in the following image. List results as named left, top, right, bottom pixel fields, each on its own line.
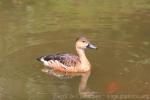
left=36, top=36, right=97, bottom=72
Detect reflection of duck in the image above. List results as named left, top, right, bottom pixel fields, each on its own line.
left=37, top=36, right=97, bottom=72
left=42, top=69, right=97, bottom=98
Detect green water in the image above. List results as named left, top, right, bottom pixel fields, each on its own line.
left=0, top=0, right=150, bottom=100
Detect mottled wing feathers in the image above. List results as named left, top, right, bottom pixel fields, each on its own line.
left=42, top=53, right=80, bottom=67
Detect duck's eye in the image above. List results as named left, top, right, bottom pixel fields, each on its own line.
left=82, top=41, right=86, bottom=43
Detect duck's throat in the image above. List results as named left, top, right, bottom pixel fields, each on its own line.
left=76, top=48, right=90, bottom=66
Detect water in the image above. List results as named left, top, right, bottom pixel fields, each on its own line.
left=0, top=0, right=150, bottom=100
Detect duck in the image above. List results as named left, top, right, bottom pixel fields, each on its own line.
left=36, top=36, right=97, bottom=73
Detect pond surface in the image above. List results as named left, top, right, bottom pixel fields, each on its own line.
left=0, top=0, right=150, bottom=100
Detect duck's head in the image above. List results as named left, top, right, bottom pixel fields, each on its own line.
left=76, top=36, right=97, bottom=50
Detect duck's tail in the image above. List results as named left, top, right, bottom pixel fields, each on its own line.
left=36, top=56, right=42, bottom=62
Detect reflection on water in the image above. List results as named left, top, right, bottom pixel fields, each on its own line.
left=0, top=0, right=150, bottom=100
left=41, top=68, right=96, bottom=98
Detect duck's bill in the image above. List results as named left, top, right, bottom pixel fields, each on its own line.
left=87, top=43, right=97, bottom=49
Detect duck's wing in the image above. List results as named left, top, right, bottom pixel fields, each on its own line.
left=38, top=53, right=80, bottom=68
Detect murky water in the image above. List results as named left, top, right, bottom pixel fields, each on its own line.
left=0, top=0, right=150, bottom=100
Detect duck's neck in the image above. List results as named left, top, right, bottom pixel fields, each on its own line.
left=76, top=48, right=90, bottom=67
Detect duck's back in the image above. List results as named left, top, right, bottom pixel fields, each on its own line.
left=37, top=53, right=80, bottom=69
